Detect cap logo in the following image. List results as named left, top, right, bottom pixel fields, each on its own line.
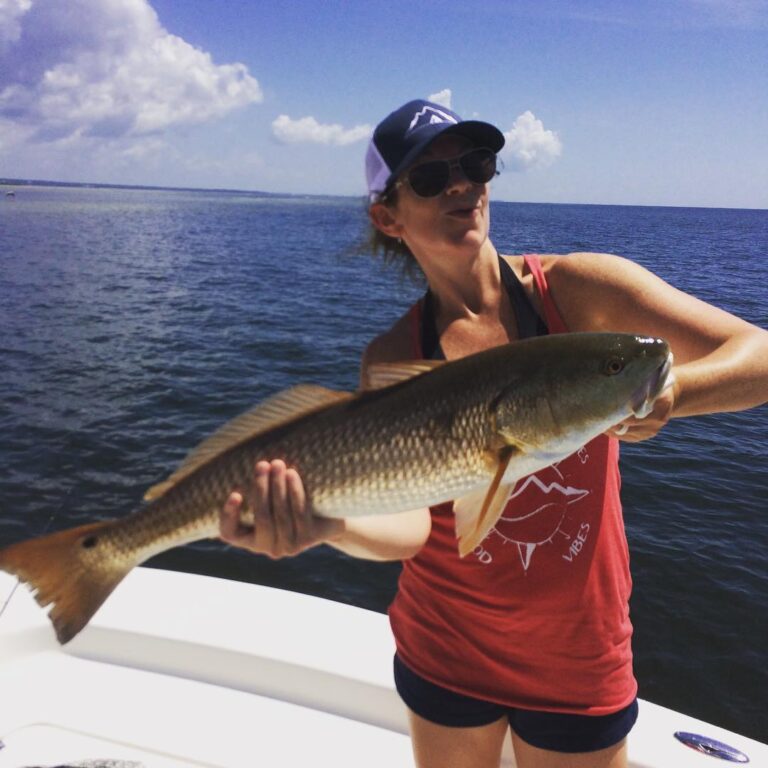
left=406, top=106, right=458, bottom=136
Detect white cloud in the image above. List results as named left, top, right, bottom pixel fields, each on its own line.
left=271, top=114, right=372, bottom=146
left=427, top=89, right=452, bottom=109
left=0, top=0, right=262, bottom=144
left=0, top=0, right=31, bottom=49
left=502, top=111, right=562, bottom=170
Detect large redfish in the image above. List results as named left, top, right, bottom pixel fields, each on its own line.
left=0, top=333, right=671, bottom=643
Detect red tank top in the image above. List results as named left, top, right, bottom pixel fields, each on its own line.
left=389, top=255, right=636, bottom=715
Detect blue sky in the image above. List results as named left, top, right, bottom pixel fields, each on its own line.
left=1, top=0, right=766, bottom=207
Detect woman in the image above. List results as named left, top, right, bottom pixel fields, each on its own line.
left=220, top=100, right=768, bottom=768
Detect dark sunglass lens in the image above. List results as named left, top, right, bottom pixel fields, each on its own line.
left=461, top=149, right=497, bottom=184
left=407, top=161, right=450, bottom=197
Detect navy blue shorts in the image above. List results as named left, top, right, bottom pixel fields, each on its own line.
left=394, top=654, right=638, bottom=753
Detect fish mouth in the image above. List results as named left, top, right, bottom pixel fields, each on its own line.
left=631, top=352, right=674, bottom=418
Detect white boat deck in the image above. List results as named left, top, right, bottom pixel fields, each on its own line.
left=0, top=567, right=765, bottom=767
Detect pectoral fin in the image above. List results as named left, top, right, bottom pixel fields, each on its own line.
left=454, top=449, right=515, bottom=558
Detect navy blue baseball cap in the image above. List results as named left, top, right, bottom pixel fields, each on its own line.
left=366, top=99, right=505, bottom=202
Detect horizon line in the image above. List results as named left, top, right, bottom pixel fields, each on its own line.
left=1, top=178, right=765, bottom=213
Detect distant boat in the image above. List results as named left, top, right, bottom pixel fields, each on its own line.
left=4, top=190, right=15, bottom=198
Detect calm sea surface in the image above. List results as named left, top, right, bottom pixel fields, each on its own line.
left=0, top=186, right=766, bottom=742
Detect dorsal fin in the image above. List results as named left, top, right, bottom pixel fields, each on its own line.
left=144, top=385, right=352, bottom=501
left=364, top=360, right=444, bottom=391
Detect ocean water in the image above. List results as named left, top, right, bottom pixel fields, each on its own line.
left=0, top=185, right=766, bottom=742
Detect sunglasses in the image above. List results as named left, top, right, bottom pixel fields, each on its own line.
left=393, top=147, right=499, bottom=199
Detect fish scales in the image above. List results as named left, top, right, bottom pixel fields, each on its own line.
left=101, top=391, right=482, bottom=564
left=147, top=372, right=497, bottom=539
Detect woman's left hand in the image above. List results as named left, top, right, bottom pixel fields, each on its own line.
left=608, top=380, right=677, bottom=443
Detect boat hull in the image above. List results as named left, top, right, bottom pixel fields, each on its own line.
left=0, top=568, right=764, bottom=767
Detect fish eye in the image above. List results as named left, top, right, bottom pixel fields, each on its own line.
left=603, top=357, right=625, bottom=376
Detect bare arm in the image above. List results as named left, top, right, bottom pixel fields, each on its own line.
left=328, top=507, right=431, bottom=561
left=547, top=253, right=768, bottom=440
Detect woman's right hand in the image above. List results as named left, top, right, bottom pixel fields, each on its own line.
left=219, top=459, right=344, bottom=559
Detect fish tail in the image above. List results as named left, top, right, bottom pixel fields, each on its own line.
left=0, top=520, right=132, bottom=644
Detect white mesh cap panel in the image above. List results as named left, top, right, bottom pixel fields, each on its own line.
left=365, top=140, right=392, bottom=202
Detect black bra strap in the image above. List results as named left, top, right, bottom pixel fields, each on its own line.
left=499, top=256, right=548, bottom=340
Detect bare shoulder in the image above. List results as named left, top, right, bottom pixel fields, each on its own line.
left=501, top=252, right=635, bottom=328
left=360, top=310, right=415, bottom=388
left=544, top=252, right=660, bottom=331
left=500, top=252, right=622, bottom=287
left=543, top=252, right=755, bottom=353
left=546, top=251, right=640, bottom=285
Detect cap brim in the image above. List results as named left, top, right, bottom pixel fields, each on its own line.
left=445, top=121, right=505, bottom=153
